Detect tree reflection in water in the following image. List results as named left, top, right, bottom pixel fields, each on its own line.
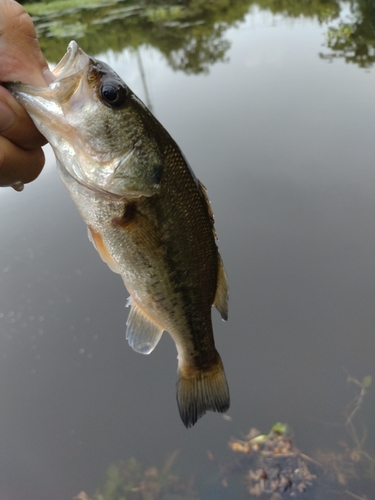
left=19, top=0, right=374, bottom=72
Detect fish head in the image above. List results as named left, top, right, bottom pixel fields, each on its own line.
left=6, top=41, right=163, bottom=198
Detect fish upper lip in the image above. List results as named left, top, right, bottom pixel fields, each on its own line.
left=51, top=40, right=88, bottom=84
left=52, top=40, right=79, bottom=81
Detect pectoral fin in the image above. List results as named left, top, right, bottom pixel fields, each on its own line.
left=213, top=254, right=229, bottom=321
left=126, top=297, right=164, bottom=354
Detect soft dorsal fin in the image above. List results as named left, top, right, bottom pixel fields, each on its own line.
left=197, top=181, right=229, bottom=320
left=126, top=297, right=164, bottom=354
left=213, top=254, right=229, bottom=321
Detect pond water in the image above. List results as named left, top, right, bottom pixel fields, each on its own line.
left=1, top=1, right=374, bottom=499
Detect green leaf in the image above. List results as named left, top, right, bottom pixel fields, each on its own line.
left=271, top=422, right=287, bottom=436
left=362, top=375, right=372, bottom=388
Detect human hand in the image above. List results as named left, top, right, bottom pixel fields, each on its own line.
left=0, top=0, right=53, bottom=191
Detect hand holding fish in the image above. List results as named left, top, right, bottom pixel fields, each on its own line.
left=0, top=0, right=52, bottom=190
left=5, top=36, right=230, bottom=426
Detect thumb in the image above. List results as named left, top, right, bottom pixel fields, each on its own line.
left=0, top=0, right=53, bottom=86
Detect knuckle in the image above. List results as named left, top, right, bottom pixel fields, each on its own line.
left=33, top=147, right=45, bottom=168
left=0, top=147, right=6, bottom=171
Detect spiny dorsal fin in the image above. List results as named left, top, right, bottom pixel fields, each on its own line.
left=197, top=180, right=217, bottom=240
left=213, top=254, right=229, bottom=321
left=126, top=297, right=164, bottom=354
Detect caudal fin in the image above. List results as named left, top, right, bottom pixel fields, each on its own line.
left=176, top=356, right=230, bottom=428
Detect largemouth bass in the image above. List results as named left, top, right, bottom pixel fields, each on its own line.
left=7, top=41, right=229, bottom=427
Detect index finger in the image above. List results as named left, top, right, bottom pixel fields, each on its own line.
left=0, top=85, right=47, bottom=150
left=0, top=0, right=53, bottom=86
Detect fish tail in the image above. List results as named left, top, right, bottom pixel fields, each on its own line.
left=176, top=354, right=230, bottom=428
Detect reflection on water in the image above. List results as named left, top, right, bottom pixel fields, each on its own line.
left=19, top=0, right=375, bottom=71
left=22, top=0, right=254, bottom=73
left=1, top=1, right=375, bottom=499
left=320, top=0, right=375, bottom=68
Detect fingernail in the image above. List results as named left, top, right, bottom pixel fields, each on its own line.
left=0, top=99, right=15, bottom=131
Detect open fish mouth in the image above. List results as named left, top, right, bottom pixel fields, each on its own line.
left=4, top=40, right=92, bottom=132
left=4, top=41, right=96, bottom=190
left=51, top=40, right=89, bottom=83
left=5, top=40, right=90, bottom=96
left=53, top=40, right=79, bottom=80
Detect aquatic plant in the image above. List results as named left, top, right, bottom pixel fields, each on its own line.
left=89, top=452, right=200, bottom=500
left=314, top=375, right=375, bottom=500
left=220, top=422, right=317, bottom=497
left=73, top=374, right=373, bottom=499
left=215, top=375, right=374, bottom=499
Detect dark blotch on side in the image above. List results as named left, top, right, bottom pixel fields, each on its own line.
left=112, top=203, right=136, bottom=228
left=150, top=164, right=163, bottom=184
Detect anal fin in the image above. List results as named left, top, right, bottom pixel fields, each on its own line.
left=126, top=297, right=164, bottom=354
left=213, top=254, right=229, bottom=321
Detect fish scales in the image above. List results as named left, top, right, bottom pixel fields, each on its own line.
left=65, top=134, right=218, bottom=364
left=6, top=41, right=229, bottom=427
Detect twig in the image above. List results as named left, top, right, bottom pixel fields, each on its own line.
left=344, top=490, right=367, bottom=500
left=361, top=450, right=375, bottom=465
left=299, top=453, right=323, bottom=468
left=345, top=376, right=367, bottom=427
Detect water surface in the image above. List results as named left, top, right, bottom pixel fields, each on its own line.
left=1, top=1, right=374, bottom=499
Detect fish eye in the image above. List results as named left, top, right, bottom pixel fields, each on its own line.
left=99, top=79, right=127, bottom=108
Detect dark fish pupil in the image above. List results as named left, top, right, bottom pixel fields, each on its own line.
left=102, top=85, right=118, bottom=102
left=99, top=80, right=127, bottom=108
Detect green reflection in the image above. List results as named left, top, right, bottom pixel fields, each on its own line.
left=320, top=0, right=375, bottom=68
left=256, top=0, right=340, bottom=22
left=19, top=0, right=253, bottom=73
left=18, top=0, right=374, bottom=71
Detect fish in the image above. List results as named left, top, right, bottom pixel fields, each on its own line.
left=6, top=41, right=229, bottom=427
